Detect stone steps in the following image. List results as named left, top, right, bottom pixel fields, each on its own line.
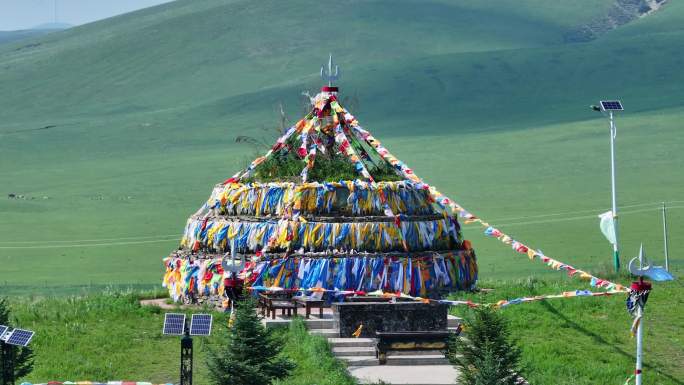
left=387, top=349, right=445, bottom=356
left=339, top=355, right=380, bottom=366
left=328, top=337, right=375, bottom=347
left=386, top=354, right=450, bottom=365
left=349, top=365, right=460, bottom=385
left=262, top=308, right=463, bottom=382
left=332, top=346, right=376, bottom=356
left=338, top=353, right=450, bottom=366
left=310, top=328, right=339, bottom=338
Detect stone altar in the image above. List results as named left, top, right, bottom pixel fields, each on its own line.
left=332, top=301, right=448, bottom=338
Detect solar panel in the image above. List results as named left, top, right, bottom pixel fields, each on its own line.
left=163, top=313, right=186, bottom=336
left=600, top=100, right=623, bottom=111
left=0, top=325, right=8, bottom=339
left=5, top=328, right=34, bottom=347
left=190, top=314, right=213, bottom=336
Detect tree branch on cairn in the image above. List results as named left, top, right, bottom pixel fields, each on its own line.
left=206, top=295, right=294, bottom=385
left=447, top=306, right=524, bottom=385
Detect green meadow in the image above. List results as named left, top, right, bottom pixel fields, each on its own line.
left=0, top=0, right=682, bottom=383
left=450, top=279, right=684, bottom=385
left=5, top=293, right=356, bottom=384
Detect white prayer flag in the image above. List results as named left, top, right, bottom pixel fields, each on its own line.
left=598, top=211, right=617, bottom=245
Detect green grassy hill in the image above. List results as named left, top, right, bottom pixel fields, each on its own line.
left=0, top=30, right=52, bottom=45
left=0, top=0, right=681, bottom=293
left=1, top=1, right=683, bottom=384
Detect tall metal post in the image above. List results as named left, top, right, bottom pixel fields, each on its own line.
left=635, top=249, right=643, bottom=385
left=180, top=329, right=193, bottom=385
left=662, top=202, right=670, bottom=272
left=1, top=342, right=15, bottom=385
left=609, top=111, right=620, bottom=271
left=629, top=245, right=652, bottom=385
left=635, top=301, right=644, bottom=385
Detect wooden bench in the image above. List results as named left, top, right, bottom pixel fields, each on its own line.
left=259, top=293, right=298, bottom=319
left=375, top=331, right=450, bottom=365
left=293, top=296, right=326, bottom=319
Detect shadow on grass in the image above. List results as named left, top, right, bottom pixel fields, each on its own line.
left=538, top=300, right=683, bottom=385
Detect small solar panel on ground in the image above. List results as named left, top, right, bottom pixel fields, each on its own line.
left=600, top=100, right=623, bottom=111
left=6, top=329, right=34, bottom=346
left=190, top=314, right=213, bottom=336
left=163, top=313, right=186, bottom=335
left=0, top=325, right=8, bottom=339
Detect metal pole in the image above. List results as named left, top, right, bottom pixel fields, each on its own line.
left=636, top=250, right=643, bottom=385
left=180, top=330, right=193, bottom=385
left=0, top=341, right=4, bottom=385
left=1, top=342, right=14, bottom=385
left=635, top=302, right=644, bottom=385
left=662, top=202, right=670, bottom=272
left=609, top=111, right=620, bottom=271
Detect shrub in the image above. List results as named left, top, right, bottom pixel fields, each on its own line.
left=205, top=296, right=294, bottom=385
left=447, top=306, right=523, bottom=385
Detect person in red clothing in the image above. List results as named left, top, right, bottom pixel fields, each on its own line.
left=224, top=271, right=245, bottom=308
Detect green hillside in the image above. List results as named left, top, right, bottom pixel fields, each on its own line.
left=0, top=0, right=681, bottom=295
left=1, top=1, right=683, bottom=384
left=0, top=30, right=53, bottom=45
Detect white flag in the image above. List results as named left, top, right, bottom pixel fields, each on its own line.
left=598, top=211, right=617, bottom=245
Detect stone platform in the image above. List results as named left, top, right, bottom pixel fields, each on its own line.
left=260, top=304, right=463, bottom=384
left=350, top=365, right=459, bottom=385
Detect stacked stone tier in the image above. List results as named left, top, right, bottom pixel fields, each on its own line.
left=180, top=213, right=461, bottom=254
left=204, top=180, right=436, bottom=217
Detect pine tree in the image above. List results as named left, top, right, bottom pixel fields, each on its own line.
left=206, top=296, right=294, bottom=385
left=447, top=306, right=523, bottom=385
left=0, top=297, right=34, bottom=380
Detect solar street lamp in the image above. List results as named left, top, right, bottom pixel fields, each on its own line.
left=592, top=100, right=624, bottom=272
left=163, top=313, right=213, bottom=385
left=0, top=325, right=35, bottom=385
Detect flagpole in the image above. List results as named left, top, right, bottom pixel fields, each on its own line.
left=629, top=245, right=652, bottom=385
left=609, top=111, right=620, bottom=271
left=662, top=202, right=670, bottom=272
left=635, top=291, right=644, bottom=385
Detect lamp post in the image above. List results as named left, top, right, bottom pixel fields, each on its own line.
left=163, top=313, right=213, bottom=385
left=0, top=326, right=35, bottom=385
left=0, top=340, right=13, bottom=385
left=180, top=325, right=193, bottom=385
left=592, top=100, right=624, bottom=272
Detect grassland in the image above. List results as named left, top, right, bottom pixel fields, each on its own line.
left=0, top=0, right=682, bottom=383
left=6, top=291, right=209, bottom=383
left=450, top=279, right=684, bottom=385
left=6, top=293, right=355, bottom=384
left=6, top=279, right=682, bottom=385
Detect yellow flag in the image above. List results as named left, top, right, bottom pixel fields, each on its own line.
left=352, top=324, right=363, bottom=338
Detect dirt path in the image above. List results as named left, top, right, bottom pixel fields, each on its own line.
left=140, top=298, right=191, bottom=309
left=140, top=298, right=224, bottom=311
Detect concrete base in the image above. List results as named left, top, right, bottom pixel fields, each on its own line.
left=349, top=365, right=459, bottom=385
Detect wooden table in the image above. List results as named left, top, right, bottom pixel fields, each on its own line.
left=259, top=293, right=298, bottom=319
left=293, top=297, right=326, bottom=319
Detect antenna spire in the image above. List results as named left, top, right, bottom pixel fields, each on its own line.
left=320, top=53, right=340, bottom=87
